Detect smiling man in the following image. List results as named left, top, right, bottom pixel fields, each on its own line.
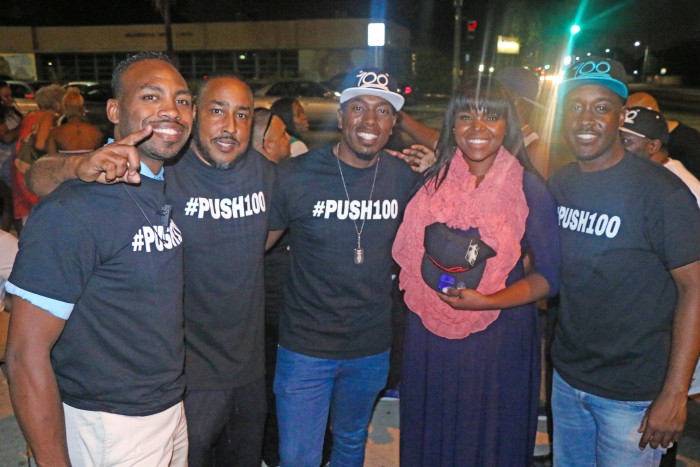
left=18, top=73, right=276, bottom=467
left=547, top=57, right=700, bottom=467
left=5, top=52, right=192, bottom=466
left=166, top=75, right=276, bottom=467
left=265, top=68, right=419, bottom=466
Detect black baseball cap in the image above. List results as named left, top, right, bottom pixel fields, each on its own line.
left=340, top=68, right=405, bottom=111
left=421, top=222, right=496, bottom=291
left=621, top=106, right=669, bottom=144
left=559, top=56, right=628, bottom=99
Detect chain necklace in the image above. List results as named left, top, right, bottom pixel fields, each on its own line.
left=123, top=184, right=172, bottom=244
left=334, top=143, right=380, bottom=265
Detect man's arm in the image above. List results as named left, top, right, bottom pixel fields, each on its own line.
left=0, top=121, right=20, bottom=145
left=639, top=259, right=700, bottom=449
left=6, top=297, right=70, bottom=466
left=396, top=111, right=440, bottom=149
left=25, top=126, right=153, bottom=197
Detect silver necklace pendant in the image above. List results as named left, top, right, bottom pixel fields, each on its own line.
left=354, top=247, right=365, bottom=265
left=336, top=146, right=379, bottom=267
left=354, top=234, right=364, bottom=264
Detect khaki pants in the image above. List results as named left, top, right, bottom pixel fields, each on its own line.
left=63, top=401, right=188, bottom=466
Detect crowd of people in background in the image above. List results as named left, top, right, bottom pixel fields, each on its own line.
left=0, top=51, right=698, bottom=467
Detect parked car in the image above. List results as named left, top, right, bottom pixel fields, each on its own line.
left=253, top=79, right=340, bottom=129
left=6, top=80, right=40, bottom=115
left=65, top=81, right=113, bottom=137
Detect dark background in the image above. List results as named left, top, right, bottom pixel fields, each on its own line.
left=4, top=0, right=700, bottom=86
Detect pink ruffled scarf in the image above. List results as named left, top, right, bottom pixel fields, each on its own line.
left=392, top=146, right=529, bottom=339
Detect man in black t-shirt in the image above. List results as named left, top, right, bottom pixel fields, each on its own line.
left=24, top=75, right=277, bottom=467
left=167, top=76, right=276, bottom=467
left=5, top=53, right=193, bottom=466
left=266, top=68, right=419, bottom=466
left=548, top=57, right=700, bottom=467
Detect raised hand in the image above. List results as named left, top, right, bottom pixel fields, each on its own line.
left=75, top=126, right=154, bottom=185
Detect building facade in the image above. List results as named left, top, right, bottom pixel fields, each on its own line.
left=0, top=19, right=411, bottom=83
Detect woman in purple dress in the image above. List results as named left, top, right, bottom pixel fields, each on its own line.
left=392, top=76, right=560, bottom=466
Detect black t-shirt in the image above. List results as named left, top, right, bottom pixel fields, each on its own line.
left=269, top=145, right=419, bottom=359
left=166, top=148, right=276, bottom=389
left=9, top=177, right=185, bottom=415
left=265, top=231, right=290, bottom=325
left=548, top=153, right=700, bottom=400
left=668, top=122, right=700, bottom=180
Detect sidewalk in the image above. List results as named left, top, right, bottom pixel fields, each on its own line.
left=1, top=368, right=699, bottom=466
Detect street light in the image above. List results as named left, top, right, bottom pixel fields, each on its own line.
left=633, top=40, right=650, bottom=82
left=452, top=0, right=464, bottom=91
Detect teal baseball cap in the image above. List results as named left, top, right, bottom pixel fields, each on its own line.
left=559, top=56, right=628, bottom=99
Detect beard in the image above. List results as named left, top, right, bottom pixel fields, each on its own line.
left=351, top=145, right=380, bottom=162
left=139, top=139, right=185, bottom=162
left=193, top=120, right=233, bottom=170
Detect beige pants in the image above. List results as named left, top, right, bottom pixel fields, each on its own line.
left=63, top=401, right=188, bottom=466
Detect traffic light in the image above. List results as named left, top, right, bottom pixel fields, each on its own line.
left=467, top=19, right=477, bottom=40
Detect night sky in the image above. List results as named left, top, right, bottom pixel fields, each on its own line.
left=3, top=0, right=700, bottom=52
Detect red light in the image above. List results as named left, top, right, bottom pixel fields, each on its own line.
left=467, top=20, right=477, bottom=32
left=25, top=93, right=35, bottom=99
left=403, top=86, right=413, bottom=95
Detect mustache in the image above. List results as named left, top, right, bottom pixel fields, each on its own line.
left=150, top=119, right=189, bottom=131
left=212, top=135, right=240, bottom=145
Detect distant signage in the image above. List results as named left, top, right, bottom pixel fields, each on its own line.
left=497, top=36, right=520, bottom=54
left=124, top=31, right=193, bottom=39
left=368, top=23, right=385, bottom=47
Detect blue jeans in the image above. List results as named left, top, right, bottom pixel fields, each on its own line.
left=552, top=370, right=665, bottom=466
left=274, top=346, right=389, bottom=467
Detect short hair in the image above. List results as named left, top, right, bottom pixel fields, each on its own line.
left=62, top=87, right=85, bottom=119
left=627, top=92, right=660, bottom=112
left=194, top=74, right=249, bottom=106
left=111, top=52, right=173, bottom=100
left=252, top=107, right=272, bottom=147
left=35, top=84, right=66, bottom=111
left=270, top=97, right=302, bottom=140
